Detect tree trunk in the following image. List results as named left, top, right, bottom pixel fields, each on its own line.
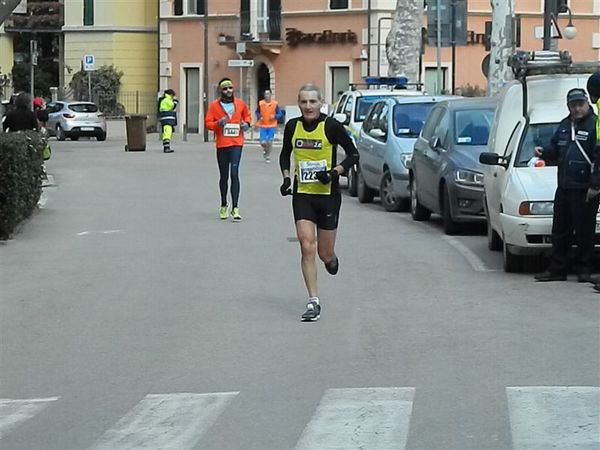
left=385, top=0, right=424, bottom=83
left=488, top=0, right=515, bottom=96
left=0, top=0, right=23, bottom=26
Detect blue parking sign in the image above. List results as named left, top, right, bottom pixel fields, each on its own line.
left=83, top=54, right=95, bottom=71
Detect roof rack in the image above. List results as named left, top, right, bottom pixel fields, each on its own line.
left=507, top=50, right=600, bottom=118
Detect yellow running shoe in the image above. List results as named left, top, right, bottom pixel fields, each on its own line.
left=219, top=205, right=228, bottom=220
left=231, top=207, right=241, bottom=221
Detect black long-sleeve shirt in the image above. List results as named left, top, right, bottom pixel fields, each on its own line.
left=279, top=114, right=359, bottom=194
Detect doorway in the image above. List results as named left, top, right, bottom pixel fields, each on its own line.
left=185, top=67, right=200, bottom=133
left=256, top=63, right=271, bottom=105
left=330, top=66, right=349, bottom=105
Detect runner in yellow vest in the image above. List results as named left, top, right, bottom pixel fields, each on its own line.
left=279, top=84, right=359, bottom=321
left=586, top=72, right=600, bottom=292
left=255, top=90, right=283, bottom=163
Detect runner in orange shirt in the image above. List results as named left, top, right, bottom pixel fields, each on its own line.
left=205, top=78, right=252, bottom=221
left=255, top=89, right=283, bottom=163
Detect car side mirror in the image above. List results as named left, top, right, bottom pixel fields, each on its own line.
left=479, top=152, right=508, bottom=168
left=333, top=113, right=349, bottom=125
left=368, top=128, right=387, bottom=139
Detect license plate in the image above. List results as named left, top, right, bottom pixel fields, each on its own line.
left=81, top=127, right=94, bottom=131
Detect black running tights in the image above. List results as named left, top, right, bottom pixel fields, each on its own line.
left=216, top=146, right=242, bottom=208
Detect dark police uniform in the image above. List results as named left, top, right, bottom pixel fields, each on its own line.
left=540, top=104, right=600, bottom=278
left=279, top=113, right=359, bottom=230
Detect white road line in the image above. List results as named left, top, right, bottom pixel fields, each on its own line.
left=0, top=397, right=59, bottom=438
left=89, top=392, right=238, bottom=450
left=77, top=230, right=124, bottom=236
left=295, top=387, right=415, bottom=450
left=507, top=386, right=600, bottom=450
left=443, top=235, right=498, bottom=272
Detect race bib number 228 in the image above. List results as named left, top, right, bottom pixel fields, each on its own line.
left=299, top=160, right=327, bottom=183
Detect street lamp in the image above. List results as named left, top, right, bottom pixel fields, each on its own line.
left=560, top=5, right=577, bottom=40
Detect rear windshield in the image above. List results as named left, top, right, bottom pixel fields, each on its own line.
left=355, top=96, right=390, bottom=122
left=393, top=102, right=435, bottom=137
left=69, top=103, right=98, bottom=113
left=454, top=108, right=495, bottom=145
left=514, top=123, right=559, bottom=167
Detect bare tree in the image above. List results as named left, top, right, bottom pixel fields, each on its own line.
left=385, top=0, right=425, bottom=83
left=488, top=0, right=515, bottom=96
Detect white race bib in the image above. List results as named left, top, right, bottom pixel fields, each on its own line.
left=224, top=123, right=240, bottom=137
left=299, top=160, right=327, bottom=183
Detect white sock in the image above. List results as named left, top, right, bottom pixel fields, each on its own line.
left=309, top=296, right=319, bottom=305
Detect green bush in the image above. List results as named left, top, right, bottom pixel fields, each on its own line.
left=0, top=132, right=45, bottom=239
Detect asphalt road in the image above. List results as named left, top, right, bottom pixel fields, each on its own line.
left=1, top=132, right=599, bottom=450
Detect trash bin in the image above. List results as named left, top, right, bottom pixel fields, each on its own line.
left=124, top=115, right=147, bottom=151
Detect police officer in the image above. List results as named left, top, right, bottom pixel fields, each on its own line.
left=534, top=88, right=600, bottom=282
left=158, top=89, right=178, bottom=153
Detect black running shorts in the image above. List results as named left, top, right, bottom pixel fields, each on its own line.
left=292, top=193, right=342, bottom=230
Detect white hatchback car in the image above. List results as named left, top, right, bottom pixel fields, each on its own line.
left=480, top=69, right=600, bottom=272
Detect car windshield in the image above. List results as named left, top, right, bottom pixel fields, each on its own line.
left=454, top=108, right=495, bottom=145
left=514, top=123, right=559, bottom=167
left=393, top=102, right=435, bottom=137
left=69, top=103, right=98, bottom=113
left=355, top=96, right=389, bottom=122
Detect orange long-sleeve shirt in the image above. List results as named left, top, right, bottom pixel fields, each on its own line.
left=205, top=98, right=251, bottom=148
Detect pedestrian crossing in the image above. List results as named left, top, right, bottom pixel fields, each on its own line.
left=1, top=387, right=598, bottom=449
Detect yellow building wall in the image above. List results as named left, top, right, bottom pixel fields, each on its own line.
left=0, top=26, right=14, bottom=99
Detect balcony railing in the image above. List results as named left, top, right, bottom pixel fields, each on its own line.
left=240, top=9, right=281, bottom=41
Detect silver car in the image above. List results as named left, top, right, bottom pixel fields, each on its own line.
left=46, top=101, right=107, bottom=141
left=355, top=95, right=458, bottom=211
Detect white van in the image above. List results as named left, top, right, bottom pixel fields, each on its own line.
left=479, top=51, right=600, bottom=272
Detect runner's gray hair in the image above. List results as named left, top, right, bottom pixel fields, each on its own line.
left=298, top=84, right=323, bottom=101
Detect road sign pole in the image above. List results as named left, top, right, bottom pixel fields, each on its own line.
left=88, top=71, right=91, bottom=102
left=436, top=0, right=442, bottom=94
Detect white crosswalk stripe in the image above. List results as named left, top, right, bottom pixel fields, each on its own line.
left=0, top=397, right=59, bottom=438
left=88, top=392, right=239, bottom=450
left=295, top=387, right=415, bottom=450
left=507, top=386, right=600, bottom=450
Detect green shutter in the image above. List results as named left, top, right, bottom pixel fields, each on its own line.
left=84, top=0, right=94, bottom=26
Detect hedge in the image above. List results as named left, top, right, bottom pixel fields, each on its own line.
left=0, top=132, right=45, bottom=239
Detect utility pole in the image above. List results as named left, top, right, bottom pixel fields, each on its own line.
left=385, top=0, right=424, bottom=84
left=488, top=0, right=515, bottom=96
left=543, top=0, right=557, bottom=50
left=30, top=39, right=37, bottom=109
left=203, top=3, right=209, bottom=141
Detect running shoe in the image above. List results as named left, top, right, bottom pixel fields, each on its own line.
left=219, top=205, right=228, bottom=220
left=301, top=300, right=321, bottom=321
left=324, top=255, right=339, bottom=275
left=231, top=207, right=242, bottom=221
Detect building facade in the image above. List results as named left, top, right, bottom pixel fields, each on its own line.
left=161, top=0, right=600, bottom=136
left=62, top=0, right=158, bottom=113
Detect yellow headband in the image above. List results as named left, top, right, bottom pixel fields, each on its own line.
left=219, top=80, right=234, bottom=89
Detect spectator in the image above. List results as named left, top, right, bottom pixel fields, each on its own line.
left=2, top=93, right=38, bottom=132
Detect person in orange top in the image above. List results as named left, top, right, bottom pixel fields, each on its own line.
left=205, top=78, right=252, bottom=221
left=255, top=89, right=283, bottom=163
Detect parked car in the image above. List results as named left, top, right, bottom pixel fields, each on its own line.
left=479, top=50, right=600, bottom=272
left=332, top=77, right=424, bottom=195
left=409, top=97, right=497, bottom=234
left=354, top=94, right=458, bottom=211
left=46, top=101, right=107, bottom=141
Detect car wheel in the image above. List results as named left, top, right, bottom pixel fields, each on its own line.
left=357, top=167, right=375, bottom=203
left=56, top=125, right=65, bottom=141
left=503, top=239, right=523, bottom=273
left=96, top=131, right=107, bottom=141
left=485, top=198, right=502, bottom=251
left=410, top=176, right=430, bottom=221
left=380, top=169, right=403, bottom=212
left=347, top=165, right=358, bottom=197
left=442, top=185, right=460, bottom=235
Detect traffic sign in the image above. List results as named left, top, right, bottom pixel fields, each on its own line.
left=83, top=54, right=96, bottom=71
left=228, top=59, right=254, bottom=68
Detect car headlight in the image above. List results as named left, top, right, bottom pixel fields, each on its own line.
left=518, top=201, right=554, bottom=216
left=400, top=153, right=412, bottom=169
left=455, top=169, right=484, bottom=186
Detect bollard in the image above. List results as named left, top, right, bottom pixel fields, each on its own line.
left=182, top=123, right=188, bottom=141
